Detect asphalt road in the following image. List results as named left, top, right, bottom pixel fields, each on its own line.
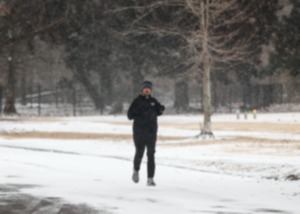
left=0, top=184, right=105, bottom=214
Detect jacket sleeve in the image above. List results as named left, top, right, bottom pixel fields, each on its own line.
left=127, top=99, right=139, bottom=120
left=155, top=99, right=165, bottom=116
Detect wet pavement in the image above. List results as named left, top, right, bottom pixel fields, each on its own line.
left=0, top=184, right=107, bottom=214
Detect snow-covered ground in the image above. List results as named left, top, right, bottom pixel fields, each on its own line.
left=0, top=113, right=300, bottom=214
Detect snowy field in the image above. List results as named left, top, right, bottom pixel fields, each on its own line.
left=0, top=113, right=300, bottom=214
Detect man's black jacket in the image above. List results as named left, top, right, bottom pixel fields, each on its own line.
left=127, top=95, right=165, bottom=137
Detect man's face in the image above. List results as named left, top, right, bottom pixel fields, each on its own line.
left=142, top=87, right=152, bottom=96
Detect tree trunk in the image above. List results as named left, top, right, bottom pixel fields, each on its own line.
left=242, top=80, right=251, bottom=108
left=100, top=68, right=112, bottom=106
left=200, top=0, right=213, bottom=136
left=174, top=79, right=189, bottom=112
left=0, top=85, right=3, bottom=115
left=211, top=73, right=218, bottom=112
left=4, top=44, right=17, bottom=114
left=21, top=69, right=27, bottom=105
left=73, top=68, right=102, bottom=110
left=201, top=54, right=213, bottom=135
left=131, top=67, right=144, bottom=99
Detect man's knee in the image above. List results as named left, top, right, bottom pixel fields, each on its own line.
left=147, top=149, right=155, bottom=158
left=135, top=145, right=145, bottom=157
left=135, top=146, right=143, bottom=155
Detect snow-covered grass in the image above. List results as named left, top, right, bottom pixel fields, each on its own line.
left=0, top=113, right=300, bottom=213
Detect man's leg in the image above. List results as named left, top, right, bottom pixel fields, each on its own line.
left=146, top=136, right=156, bottom=179
left=134, top=141, right=146, bottom=172
left=132, top=139, right=145, bottom=183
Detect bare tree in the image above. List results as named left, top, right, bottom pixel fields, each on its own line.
left=188, top=0, right=265, bottom=136
left=0, top=0, right=66, bottom=114
left=108, top=0, right=268, bottom=136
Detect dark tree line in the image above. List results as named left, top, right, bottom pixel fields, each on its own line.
left=105, top=0, right=280, bottom=134
left=268, top=0, right=300, bottom=77
left=0, top=0, right=67, bottom=114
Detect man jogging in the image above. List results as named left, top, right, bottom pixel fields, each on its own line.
left=127, top=80, right=165, bottom=186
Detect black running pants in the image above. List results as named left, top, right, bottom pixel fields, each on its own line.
left=133, top=133, right=156, bottom=178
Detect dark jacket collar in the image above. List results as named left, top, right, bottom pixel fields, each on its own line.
left=139, top=94, right=152, bottom=100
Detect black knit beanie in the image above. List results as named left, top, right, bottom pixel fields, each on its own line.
left=141, top=80, right=153, bottom=90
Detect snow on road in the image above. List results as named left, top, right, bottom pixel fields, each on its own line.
left=0, top=113, right=300, bottom=213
